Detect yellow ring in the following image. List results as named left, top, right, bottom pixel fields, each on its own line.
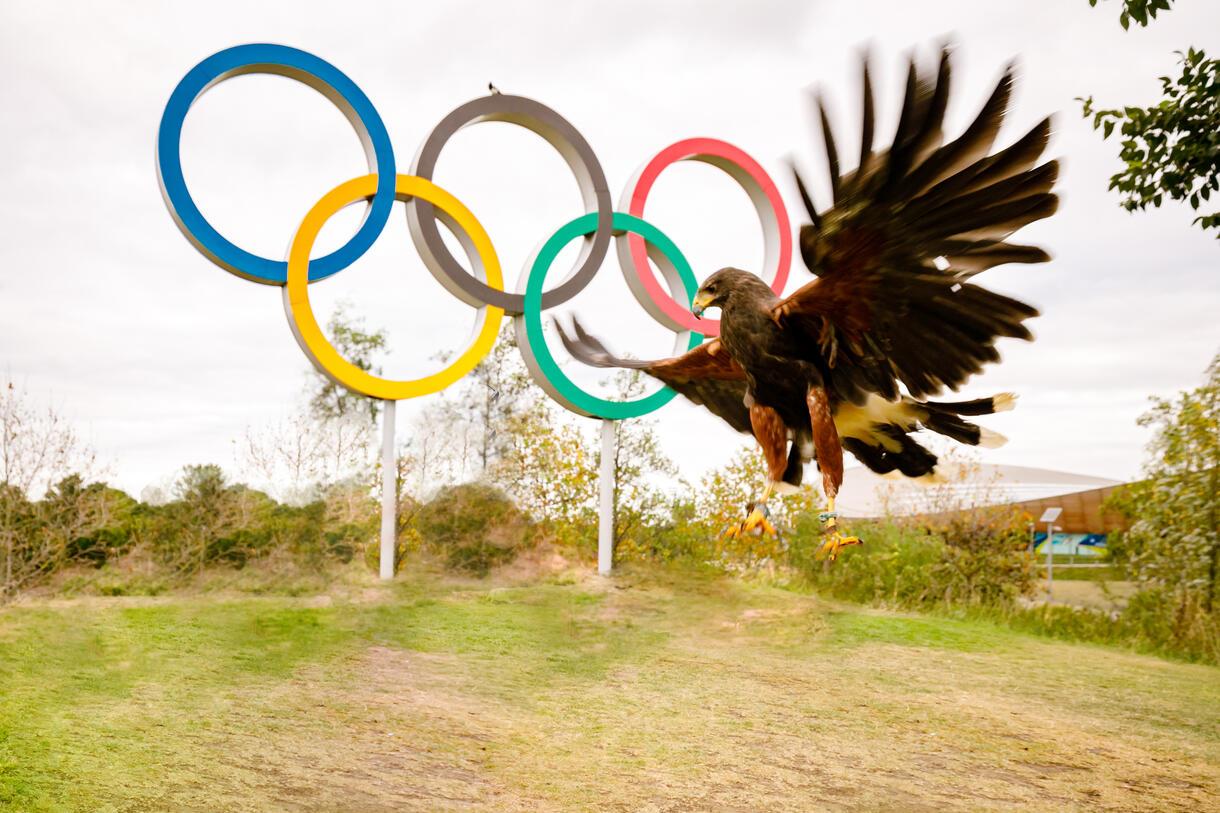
left=284, top=174, right=504, bottom=400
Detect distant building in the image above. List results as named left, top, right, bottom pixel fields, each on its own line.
left=837, top=464, right=1131, bottom=557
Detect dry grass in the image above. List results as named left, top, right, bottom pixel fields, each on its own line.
left=2, top=563, right=1217, bottom=811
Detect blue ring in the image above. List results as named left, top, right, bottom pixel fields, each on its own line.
left=156, top=44, right=396, bottom=284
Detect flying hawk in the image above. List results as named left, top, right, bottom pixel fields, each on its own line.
left=559, top=47, right=1057, bottom=559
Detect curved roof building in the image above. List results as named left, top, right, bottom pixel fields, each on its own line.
left=837, top=463, right=1127, bottom=533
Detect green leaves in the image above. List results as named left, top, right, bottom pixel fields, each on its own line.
left=308, top=303, right=388, bottom=422
left=1077, top=49, right=1220, bottom=234
left=1088, top=0, right=1175, bottom=29
left=1108, top=354, right=1220, bottom=626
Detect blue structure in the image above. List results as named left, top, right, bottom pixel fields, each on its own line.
left=1033, top=532, right=1108, bottom=557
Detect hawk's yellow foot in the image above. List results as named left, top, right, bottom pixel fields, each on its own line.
left=814, top=497, right=861, bottom=561
left=816, top=530, right=862, bottom=562
left=721, top=501, right=777, bottom=540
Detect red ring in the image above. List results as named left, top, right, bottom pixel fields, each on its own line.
left=619, top=138, right=792, bottom=338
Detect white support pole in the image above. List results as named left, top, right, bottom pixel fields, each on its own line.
left=379, top=399, right=397, bottom=581
left=598, top=419, right=615, bottom=576
left=1045, top=520, right=1054, bottom=600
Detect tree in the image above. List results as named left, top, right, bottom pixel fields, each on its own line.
left=697, top=444, right=818, bottom=568
left=173, top=464, right=232, bottom=570
left=402, top=325, right=545, bottom=494
left=1081, top=1, right=1218, bottom=233
left=38, top=475, right=138, bottom=568
left=0, top=485, right=36, bottom=599
left=403, top=401, right=459, bottom=496
left=307, top=302, right=387, bottom=422
left=1, top=378, right=96, bottom=597
left=239, top=410, right=375, bottom=505
left=421, top=324, right=542, bottom=483
left=605, top=372, right=683, bottom=558
left=1109, top=354, right=1219, bottom=614
left=462, top=324, right=540, bottom=473
left=239, top=303, right=387, bottom=504
left=491, top=401, right=598, bottom=547
left=154, top=464, right=261, bottom=573
left=415, top=483, right=527, bottom=576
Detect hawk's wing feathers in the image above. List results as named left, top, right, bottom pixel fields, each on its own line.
left=783, top=46, right=1055, bottom=403
left=554, top=319, right=753, bottom=434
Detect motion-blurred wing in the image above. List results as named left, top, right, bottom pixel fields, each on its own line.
left=555, top=318, right=752, bottom=433
left=784, top=46, right=1055, bottom=403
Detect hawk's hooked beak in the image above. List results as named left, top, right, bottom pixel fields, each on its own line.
left=691, top=289, right=714, bottom=319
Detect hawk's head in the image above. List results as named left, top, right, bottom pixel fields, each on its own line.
left=692, top=267, right=771, bottom=318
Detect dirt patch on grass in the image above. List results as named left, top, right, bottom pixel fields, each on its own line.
left=495, top=543, right=584, bottom=585
left=120, top=645, right=558, bottom=812
left=1039, top=579, right=1139, bottom=611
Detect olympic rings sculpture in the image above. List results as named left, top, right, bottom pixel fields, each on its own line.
left=157, top=43, right=792, bottom=419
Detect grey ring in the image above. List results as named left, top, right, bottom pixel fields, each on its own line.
left=406, top=94, right=612, bottom=315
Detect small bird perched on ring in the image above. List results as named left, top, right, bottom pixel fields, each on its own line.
left=558, top=45, right=1057, bottom=561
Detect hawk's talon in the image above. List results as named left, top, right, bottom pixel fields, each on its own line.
left=816, top=531, right=862, bottom=562
left=815, top=497, right=859, bottom=561
left=721, top=500, right=777, bottom=539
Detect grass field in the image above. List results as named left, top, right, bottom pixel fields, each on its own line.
left=2, top=563, right=1217, bottom=812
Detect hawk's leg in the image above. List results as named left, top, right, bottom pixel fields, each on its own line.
left=721, top=490, right=778, bottom=540
left=722, top=403, right=789, bottom=540
left=807, top=386, right=861, bottom=561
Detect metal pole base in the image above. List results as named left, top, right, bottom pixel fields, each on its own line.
left=379, top=400, right=397, bottom=581
left=598, top=419, right=615, bottom=576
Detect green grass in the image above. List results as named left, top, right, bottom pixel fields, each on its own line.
left=2, top=563, right=1217, bottom=811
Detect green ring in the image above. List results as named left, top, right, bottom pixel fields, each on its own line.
left=523, top=212, right=703, bottom=420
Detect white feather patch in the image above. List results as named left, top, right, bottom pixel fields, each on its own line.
left=833, top=394, right=920, bottom=442
left=992, top=392, right=1018, bottom=412
left=978, top=427, right=1008, bottom=448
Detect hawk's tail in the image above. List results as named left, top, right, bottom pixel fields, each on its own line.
left=836, top=393, right=1016, bottom=478
left=919, top=392, right=1016, bottom=449
left=923, top=392, right=1018, bottom=417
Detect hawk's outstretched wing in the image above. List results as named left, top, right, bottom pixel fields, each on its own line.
left=780, top=47, right=1055, bottom=403
left=554, top=319, right=752, bottom=433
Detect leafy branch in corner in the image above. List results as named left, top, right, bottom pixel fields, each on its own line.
left=1078, top=48, right=1220, bottom=233
left=1087, top=0, right=1174, bottom=30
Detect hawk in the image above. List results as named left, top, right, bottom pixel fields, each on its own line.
left=559, top=47, right=1057, bottom=560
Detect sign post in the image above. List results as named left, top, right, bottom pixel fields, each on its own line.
left=1039, top=507, right=1062, bottom=601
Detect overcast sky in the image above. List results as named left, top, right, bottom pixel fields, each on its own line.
left=1, top=0, right=1217, bottom=497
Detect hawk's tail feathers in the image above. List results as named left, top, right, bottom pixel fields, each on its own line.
left=923, top=392, right=1017, bottom=416
left=838, top=392, right=1017, bottom=479
left=919, top=393, right=1015, bottom=448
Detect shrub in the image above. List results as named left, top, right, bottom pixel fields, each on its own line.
left=415, top=483, right=528, bottom=576
left=1117, top=586, right=1220, bottom=662
left=1094, top=354, right=1220, bottom=662
left=790, top=520, right=946, bottom=606
left=792, top=509, right=1035, bottom=610
left=984, top=588, right=1220, bottom=665
left=616, top=497, right=716, bottom=565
